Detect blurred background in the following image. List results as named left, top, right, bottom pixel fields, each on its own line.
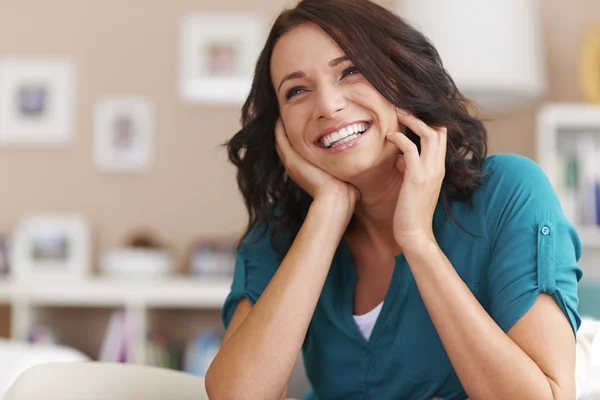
left=0, top=0, right=598, bottom=398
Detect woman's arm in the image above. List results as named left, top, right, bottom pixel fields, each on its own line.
left=404, top=239, right=575, bottom=400
left=217, top=298, right=290, bottom=400
left=205, top=192, right=352, bottom=400
left=385, top=110, right=577, bottom=400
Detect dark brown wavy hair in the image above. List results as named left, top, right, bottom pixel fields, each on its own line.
left=227, top=0, right=488, bottom=257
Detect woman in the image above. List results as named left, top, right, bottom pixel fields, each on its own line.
left=206, top=0, right=583, bottom=399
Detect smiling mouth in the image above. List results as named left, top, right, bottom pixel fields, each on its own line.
left=317, top=121, right=372, bottom=149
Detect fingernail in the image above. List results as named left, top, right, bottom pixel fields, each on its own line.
left=396, top=108, right=409, bottom=115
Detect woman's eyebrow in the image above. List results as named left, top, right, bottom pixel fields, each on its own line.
left=278, top=71, right=306, bottom=93
left=328, top=55, right=349, bottom=68
left=277, top=56, right=350, bottom=93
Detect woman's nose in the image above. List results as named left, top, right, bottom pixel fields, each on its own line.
left=315, top=85, right=347, bottom=119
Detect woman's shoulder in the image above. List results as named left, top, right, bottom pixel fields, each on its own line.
left=481, top=153, right=546, bottom=183
left=470, top=153, right=565, bottom=235
left=238, top=219, right=288, bottom=263
left=477, top=153, right=556, bottom=204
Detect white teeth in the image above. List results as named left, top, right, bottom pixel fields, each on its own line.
left=321, top=122, right=369, bottom=148
left=330, top=133, right=360, bottom=148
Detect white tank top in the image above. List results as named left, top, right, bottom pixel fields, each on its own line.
left=353, top=301, right=384, bottom=341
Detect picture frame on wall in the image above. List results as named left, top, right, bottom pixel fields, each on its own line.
left=93, top=97, right=154, bottom=173
left=0, top=58, right=76, bottom=146
left=178, top=13, right=265, bottom=104
left=11, top=215, right=91, bottom=282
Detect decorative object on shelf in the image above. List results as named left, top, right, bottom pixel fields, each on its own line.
left=396, top=0, right=546, bottom=112
left=100, top=230, right=174, bottom=280
left=93, top=97, right=154, bottom=173
left=11, top=215, right=91, bottom=282
left=0, top=57, right=76, bottom=146
left=0, top=235, right=11, bottom=276
left=183, top=330, right=222, bottom=377
left=185, top=238, right=236, bottom=278
left=145, top=329, right=181, bottom=370
left=27, top=323, right=59, bottom=345
left=581, top=25, right=600, bottom=103
left=178, top=12, right=265, bottom=104
left=537, top=103, right=600, bottom=233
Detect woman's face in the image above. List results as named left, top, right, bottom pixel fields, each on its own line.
left=270, top=23, right=402, bottom=182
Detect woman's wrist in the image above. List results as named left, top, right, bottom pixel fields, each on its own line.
left=400, top=234, right=438, bottom=259
left=311, top=190, right=355, bottom=228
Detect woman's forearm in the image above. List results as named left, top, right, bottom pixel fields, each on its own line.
left=206, top=193, right=352, bottom=400
left=403, top=238, right=559, bottom=400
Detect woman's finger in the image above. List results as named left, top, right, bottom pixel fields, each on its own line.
left=437, top=127, right=448, bottom=171
left=385, top=131, right=420, bottom=172
left=395, top=108, right=438, bottom=142
left=395, top=108, right=440, bottom=167
left=395, top=155, right=406, bottom=188
left=395, top=154, right=406, bottom=175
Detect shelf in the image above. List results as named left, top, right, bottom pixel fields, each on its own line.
left=0, top=277, right=232, bottom=308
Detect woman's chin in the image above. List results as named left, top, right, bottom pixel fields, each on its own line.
left=329, top=162, right=380, bottom=183
left=329, top=152, right=398, bottom=185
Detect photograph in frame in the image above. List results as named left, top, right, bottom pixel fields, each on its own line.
left=178, top=13, right=265, bottom=104
left=11, top=215, right=91, bottom=282
left=93, top=97, right=154, bottom=173
left=0, top=58, right=76, bottom=146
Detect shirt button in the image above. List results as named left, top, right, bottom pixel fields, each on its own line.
left=541, top=226, right=550, bottom=235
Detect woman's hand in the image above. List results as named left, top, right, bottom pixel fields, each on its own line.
left=385, top=109, right=447, bottom=249
left=275, top=118, right=360, bottom=211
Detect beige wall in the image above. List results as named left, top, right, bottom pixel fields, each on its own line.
left=0, top=0, right=597, bottom=273
left=484, top=0, right=600, bottom=157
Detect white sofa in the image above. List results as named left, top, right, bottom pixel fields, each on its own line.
left=3, top=362, right=211, bottom=400
left=0, top=339, right=89, bottom=398
left=2, top=362, right=304, bottom=400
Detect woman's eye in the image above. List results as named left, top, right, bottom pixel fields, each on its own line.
left=286, top=87, right=305, bottom=100
left=341, top=66, right=360, bottom=79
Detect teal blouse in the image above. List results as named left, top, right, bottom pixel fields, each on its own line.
left=222, top=154, right=583, bottom=400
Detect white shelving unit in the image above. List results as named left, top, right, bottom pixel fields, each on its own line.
left=0, top=277, right=231, bottom=308
left=0, top=277, right=232, bottom=364
left=537, top=102, right=600, bottom=248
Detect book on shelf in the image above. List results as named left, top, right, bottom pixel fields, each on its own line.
left=98, top=309, right=146, bottom=364
left=97, top=310, right=222, bottom=374
left=98, top=311, right=128, bottom=363
left=554, top=133, right=600, bottom=230
left=145, top=330, right=181, bottom=370
left=183, top=331, right=222, bottom=377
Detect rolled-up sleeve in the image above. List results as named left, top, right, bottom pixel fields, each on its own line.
left=221, top=223, right=282, bottom=329
left=483, top=155, right=583, bottom=335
